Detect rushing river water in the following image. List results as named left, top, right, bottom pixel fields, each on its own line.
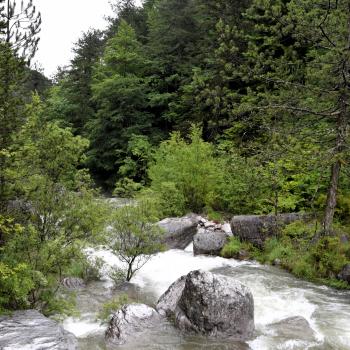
left=62, top=244, right=350, bottom=350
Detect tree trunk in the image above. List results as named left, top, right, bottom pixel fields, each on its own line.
left=323, top=160, right=341, bottom=234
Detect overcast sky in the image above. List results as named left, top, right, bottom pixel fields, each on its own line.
left=34, top=0, right=114, bottom=77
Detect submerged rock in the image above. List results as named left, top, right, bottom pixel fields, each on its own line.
left=231, top=213, right=303, bottom=248
left=61, top=277, right=86, bottom=289
left=157, top=270, right=254, bottom=341
left=105, top=303, right=161, bottom=345
left=193, top=228, right=229, bottom=256
left=159, top=215, right=199, bottom=249
left=268, top=316, right=316, bottom=342
left=0, top=310, right=78, bottom=350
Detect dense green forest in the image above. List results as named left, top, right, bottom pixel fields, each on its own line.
left=1, top=0, right=350, bottom=316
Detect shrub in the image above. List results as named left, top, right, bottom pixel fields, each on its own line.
left=282, top=220, right=316, bottom=240
left=147, top=126, right=219, bottom=215
left=108, top=200, right=164, bottom=281
left=97, top=294, right=129, bottom=323
left=221, top=237, right=242, bottom=258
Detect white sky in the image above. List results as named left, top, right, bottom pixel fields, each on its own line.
left=34, top=0, right=114, bottom=77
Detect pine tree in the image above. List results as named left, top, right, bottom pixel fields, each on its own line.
left=89, top=20, right=154, bottom=187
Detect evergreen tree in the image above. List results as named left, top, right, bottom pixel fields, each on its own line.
left=89, top=20, right=154, bottom=187
left=241, top=0, right=350, bottom=234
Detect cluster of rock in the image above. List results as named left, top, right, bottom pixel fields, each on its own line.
left=106, top=270, right=255, bottom=345
left=193, top=217, right=232, bottom=256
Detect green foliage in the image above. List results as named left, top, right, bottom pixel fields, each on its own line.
left=221, top=237, right=242, bottom=259
left=108, top=200, right=164, bottom=281
left=1, top=96, right=109, bottom=314
left=97, top=294, right=129, bottom=323
left=282, top=221, right=316, bottom=240
left=148, top=126, right=219, bottom=215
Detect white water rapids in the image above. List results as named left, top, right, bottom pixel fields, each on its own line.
left=62, top=244, right=350, bottom=350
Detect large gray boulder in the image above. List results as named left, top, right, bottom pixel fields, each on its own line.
left=158, top=215, right=199, bottom=249
left=156, top=275, right=186, bottom=317
left=268, top=316, right=316, bottom=342
left=338, top=264, right=350, bottom=284
left=105, top=304, right=161, bottom=345
left=231, top=213, right=303, bottom=248
left=193, top=228, right=229, bottom=256
left=0, top=310, right=78, bottom=350
left=157, top=270, right=254, bottom=340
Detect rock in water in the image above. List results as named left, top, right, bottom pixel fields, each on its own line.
left=0, top=310, right=78, bottom=350
left=159, top=215, right=199, bottom=249
left=156, top=275, right=186, bottom=316
left=231, top=213, right=303, bottom=248
left=268, top=316, right=316, bottom=342
left=105, top=304, right=161, bottom=345
left=157, top=270, right=254, bottom=340
left=193, top=228, right=229, bottom=256
left=61, top=277, right=85, bottom=289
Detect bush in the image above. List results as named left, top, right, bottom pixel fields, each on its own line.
left=108, top=267, right=127, bottom=287
left=147, top=126, right=219, bottom=215
left=282, top=220, right=316, bottom=240
left=263, top=238, right=295, bottom=265
left=97, top=294, right=129, bottom=323
left=108, top=200, right=164, bottom=281
left=221, top=237, right=242, bottom=258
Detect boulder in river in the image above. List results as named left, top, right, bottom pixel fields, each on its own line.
left=193, top=228, right=229, bottom=256
left=156, top=275, right=186, bottom=317
left=0, top=310, right=78, bottom=350
left=268, top=316, right=317, bottom=342
left=338, top=264, right=350, bottom=284
left=61, top=277, right=86, bottom=289
left=157, top=270, right=255, bottom=340
left=105, top=303, right=161, bottom=345
left=158, top=215, right=199, bottom=249
left=231, top=213, right=304, bottom=248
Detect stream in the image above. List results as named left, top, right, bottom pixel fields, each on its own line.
left=62, top=244, right=350, bottom=350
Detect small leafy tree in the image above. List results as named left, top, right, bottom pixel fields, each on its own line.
left=108, top=201, right=164, bottom=281
left=148, top=126, right=219, bottom=215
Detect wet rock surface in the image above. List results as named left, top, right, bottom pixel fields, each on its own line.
left=338, top=264, right=350, bottom=284
left=156, top=275, right=186, bottom=317
left=159, top=215, right=199, bottom=249
left=105, top=303, right=161, bottom=345
left=193, top=228, right=229, bottom=256
left=157, top=270, right=254, bottom=341
left=0, top=310, right=78, bottom=350
left=268, top=316, right=317, bottom=342
left=231, top=213, right=303, bottom=248
left=61, top=277, right=86, bottom=289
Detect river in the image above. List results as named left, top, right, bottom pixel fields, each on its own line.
left=62, top=244, right=350, bottom=350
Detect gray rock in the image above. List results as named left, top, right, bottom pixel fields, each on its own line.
left=174, top=270, right=255, bottom=340
left=268, top=316, right=316, bottom=342
left=105, top=304, right=161, bottom=345
left=159, top=215, right=199, bottom=249
left=273, top=258, right=282, bottom=266
left=193, top=229, right=229, bottom=256
left=231, top=213, right=303, bottom=248
left=0, top=310, right=78, bottom=350
left=61, top=277, right=86, bottom=289
left=156, top=275, right=186, bottom=317
left=338, top=264, right=350, bottom=283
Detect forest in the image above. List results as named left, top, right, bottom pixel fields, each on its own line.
left=1, top=0, right=350, bottom=325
